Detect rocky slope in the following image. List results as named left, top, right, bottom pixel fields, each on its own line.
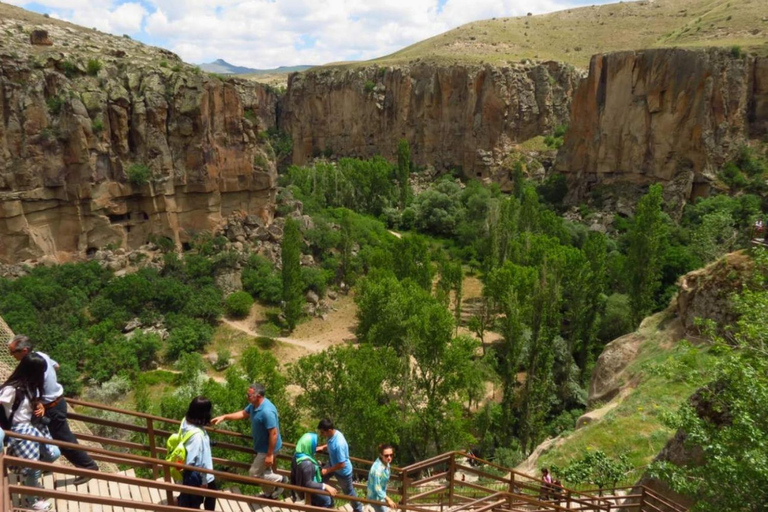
left=0, top=5, right=278, bottom=264
left=557, top=48, right=768, bottom=207
left=280, top=62, right=582, bottom=178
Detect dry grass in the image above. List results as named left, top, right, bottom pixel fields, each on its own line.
left=339, top=0, right=768, bottom=69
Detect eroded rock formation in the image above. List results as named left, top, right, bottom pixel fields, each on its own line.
left=0, top=10, right=278, bottom=264
left=280, top=62, right=582, bottom=178
left=557, top=48, right=768, bottom=205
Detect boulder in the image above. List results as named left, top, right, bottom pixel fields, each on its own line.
left=306, top=290, right=320, bottom=305
left=29, top=30, right=52, bottom=46
left=589, top=332, right=644, bottom=405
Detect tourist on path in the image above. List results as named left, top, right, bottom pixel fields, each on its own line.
left=1, top=353, right=61, bottom=511
left=290, top=432, right=337, bottom=507
left=177, top=396, right=217, bottom=510
left=9, top=335, right=99, bottom=485
left=367, top=443, right=397, bottom=512
left=317, top=418, right=363, bottom=512
left=211, top=383, right=288, bottom=499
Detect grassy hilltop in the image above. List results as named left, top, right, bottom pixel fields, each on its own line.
left=353, top=0, right=768, bottom=68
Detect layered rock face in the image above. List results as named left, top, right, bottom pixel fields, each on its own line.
left=280, top=62, right=582, bottom=177
left=0, top=13, right=278, bottom=264
left=557, top=48, right=768, bottom=204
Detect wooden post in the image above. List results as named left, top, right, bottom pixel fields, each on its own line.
left=400, top=473, right=409, bottom=506
left=566, top=489, right=571, bottom=510
left=640, top=487, right=646, bottom=512
left=448, top=453, right=456, bottom=507
left=146, top=417, right=159, bottom=479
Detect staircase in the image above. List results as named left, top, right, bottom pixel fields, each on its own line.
left=0, top=317, right=687, bottom=512
left=1, top=396, right=688, bottom=512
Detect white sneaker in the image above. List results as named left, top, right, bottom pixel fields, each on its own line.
left=31, top=500, right=52, bottom=511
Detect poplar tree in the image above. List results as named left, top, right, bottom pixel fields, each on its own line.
left=626, top=184, right=667, bottom=326
left=397, top=139, right=412, bottom=208
left=281, top=217, right=303, bottom=331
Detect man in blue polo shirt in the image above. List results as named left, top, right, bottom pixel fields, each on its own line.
left=317, top=418, right=363, bottom=512
left=212, top=383, right=288, bottom=499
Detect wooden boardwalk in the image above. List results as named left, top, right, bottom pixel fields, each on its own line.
left=11, top=469, right=329, bottom=512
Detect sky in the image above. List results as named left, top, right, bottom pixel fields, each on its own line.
left=7, top=0, right=610, bottom=69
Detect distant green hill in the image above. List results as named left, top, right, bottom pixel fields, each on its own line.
left=199, top=59, right=312, bottom=75
left=346, top=0, right=767, bottom=68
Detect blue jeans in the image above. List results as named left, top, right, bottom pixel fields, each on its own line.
left=311, top=492, right=333, bottom=508
left=23, top=442, right=61, bottom=505
left=333, top=472, right=363, bottom=512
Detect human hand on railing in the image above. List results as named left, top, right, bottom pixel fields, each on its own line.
left=325, top=485, right=338, bottom=496
left=385, top=496, right=397, bottom=508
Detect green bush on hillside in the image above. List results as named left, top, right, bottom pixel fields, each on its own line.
left=225, top=291, right=253, bottom=319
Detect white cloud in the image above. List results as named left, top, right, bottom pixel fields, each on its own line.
left=13, top=0, right=592, bottom=68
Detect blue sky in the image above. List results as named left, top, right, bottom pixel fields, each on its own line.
left=7, top=0, right=615, bottom=69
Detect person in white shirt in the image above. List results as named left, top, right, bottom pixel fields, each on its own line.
left=1, top=352, right=61, bottom=511
left=9, top=335, right=99, bottom=485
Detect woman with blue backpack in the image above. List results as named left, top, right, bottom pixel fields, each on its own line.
left=174, top=396, right=216, bottom=510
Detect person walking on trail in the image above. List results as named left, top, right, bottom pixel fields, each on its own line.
left=316, top=418, right=363, bottom=512
left=290, top=432, right=337, bottom=507
left=177, top=396, right=217, bottom=510
left=211, top=383, right=288, bottom=499
left=367, top=443, right=397, bottom=512
left=8, top=335, right=99, bottom=485
left=1, top=353, right=62, bottom=511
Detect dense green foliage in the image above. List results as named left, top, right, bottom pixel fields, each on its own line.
left=650, top=250, right=768, bottom=511
left=224, top=291, right=254, bottom=319
left=0, top=256, right=224, bottom=392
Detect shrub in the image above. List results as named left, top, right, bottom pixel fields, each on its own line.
left=61, top=60, right=78, bottom=78
left=730, top=45, right=742, bottom=58
left=364, top=80, right=375, bottom=93
left=212, top=348, right=232, bottom=371
left=87, top=59, right=102, bottom=76
left=126, top=163, right=151, bottom=186
left=599, top=293, right=633, bottom=343
left=225, top=291, right=253, bottom=319
left=46, top=96, right=63, bottom=115
left=242, top=256, right=282, bottom=304
left=92, top=118, right=104, bottom=134
left=160, top=60, right=168, bottom=68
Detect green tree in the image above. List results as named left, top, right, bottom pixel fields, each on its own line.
left=292, top=344, right=402, bottom=460
left=282, top=217, right=304, bottom=331
left=397, top=139, right=412, bottom=208
left=650, top=251, right=768, bottom=510
left=626, top=184, right=668, bottom=326
left=556, top=450, right=632, bottom=493
left=225, top=291, right=254, bottom=319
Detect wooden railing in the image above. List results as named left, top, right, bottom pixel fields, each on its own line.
left=0, top=398, right=689, bottom=512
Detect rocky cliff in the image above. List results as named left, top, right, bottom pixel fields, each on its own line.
left=557, top=48, right=768, bottom=205
left=0, top=7, right=278, bottom=264
left=280, top=62, right=582, bottom=178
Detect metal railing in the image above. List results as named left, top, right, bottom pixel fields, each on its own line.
left=1, top=398, right=688, bottom=512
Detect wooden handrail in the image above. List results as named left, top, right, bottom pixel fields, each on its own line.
left=3, top=395, right=690, bottom=512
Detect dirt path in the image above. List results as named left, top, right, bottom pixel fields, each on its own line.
left=221, top=318, right=324, bottom=353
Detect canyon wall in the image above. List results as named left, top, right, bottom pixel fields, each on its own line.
left=557, top=48, right=768, bottom=204
left=0, top=12, right=278, bottom=264
left=280, top=62, right=583, bottom=178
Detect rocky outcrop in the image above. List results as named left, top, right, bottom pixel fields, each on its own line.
left=0, top=9, right=278, bottom=264
left=280, top=62, right=582, bottom=178
left=557, top=48, right=768, bottom=205
left=676, top=251, right=753, bottom=335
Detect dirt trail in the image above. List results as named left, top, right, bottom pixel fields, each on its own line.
left=221, top=318, right=324, bottom=353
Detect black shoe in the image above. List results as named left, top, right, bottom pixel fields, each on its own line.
left=73, top=476, right=92, bottom=486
